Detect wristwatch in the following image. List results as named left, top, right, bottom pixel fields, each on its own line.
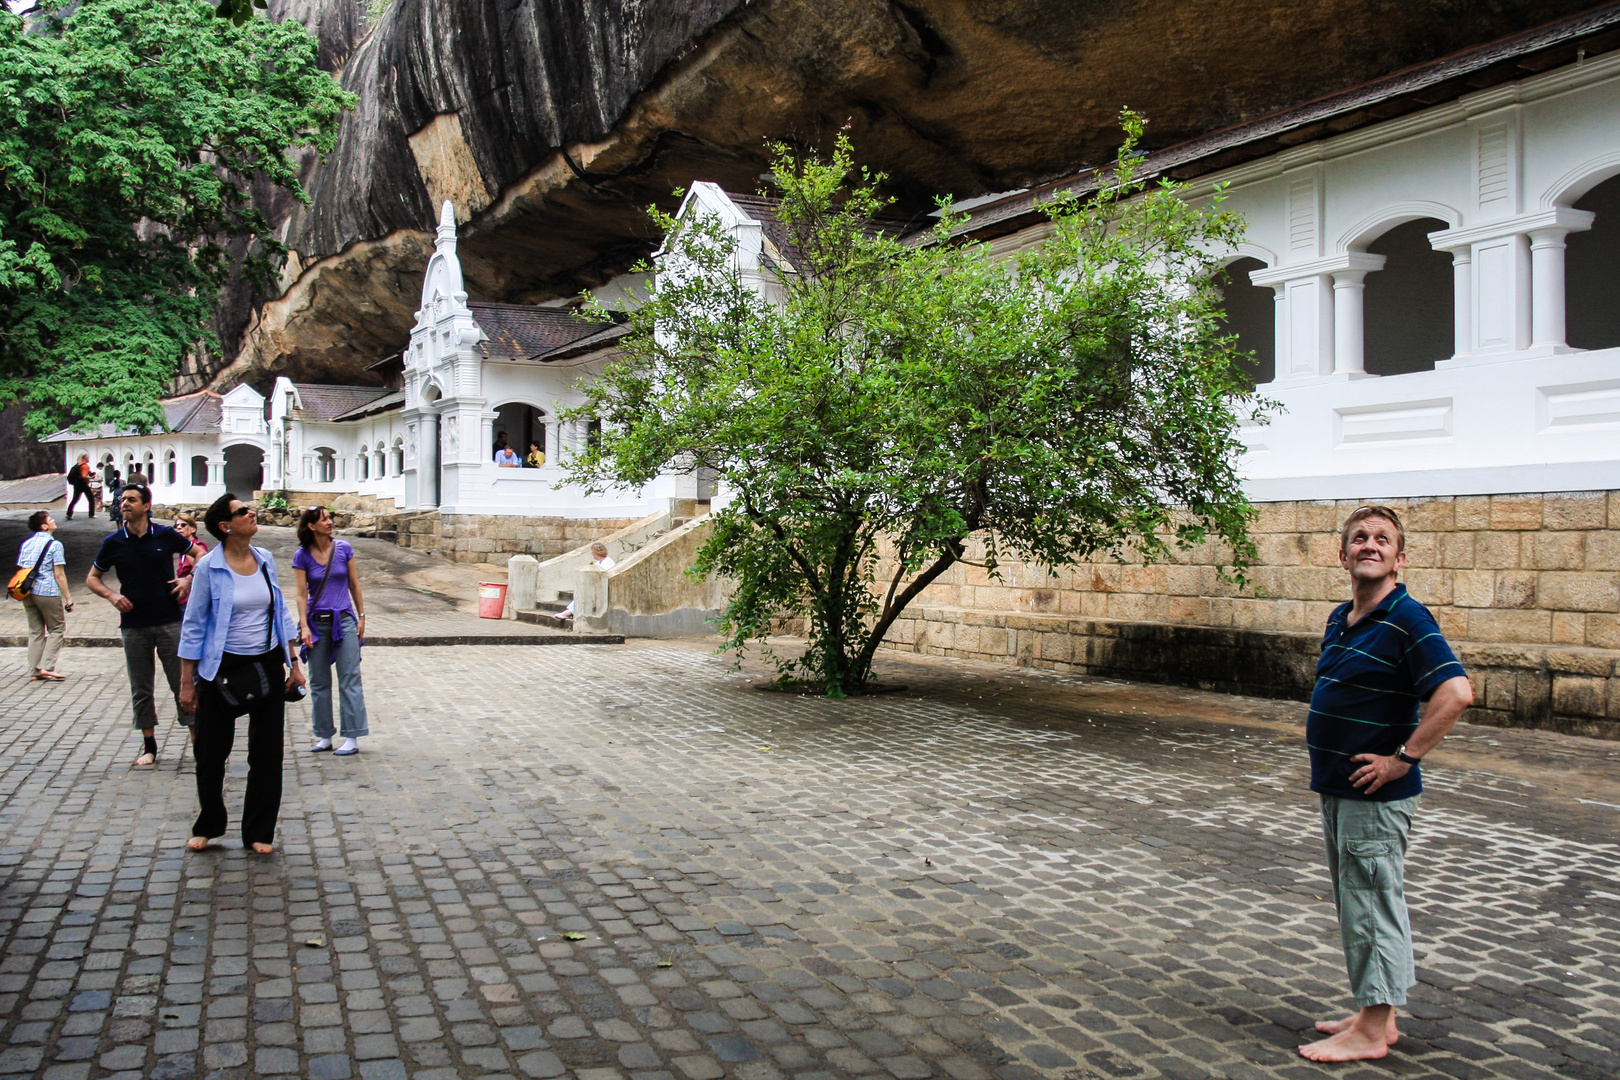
left=1395, top=745, right=1421, bottom=766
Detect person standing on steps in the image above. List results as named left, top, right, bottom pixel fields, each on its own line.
left=179, top=495, right=304, bottom=855
left=65, top=454, right=95, bottom=519
left=292, top=506, right=370, bottom=757
left=1299, top=505, right=1473, bottom=1063
left=16, top=510, right=73, bottom=681
left=85, top=483, right=206, bottom=766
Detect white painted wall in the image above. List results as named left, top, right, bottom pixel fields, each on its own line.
left=993, top=55, right=1620, bottom=499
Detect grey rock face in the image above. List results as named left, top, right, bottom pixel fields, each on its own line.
left=214, top=0, right=1599, bottom=391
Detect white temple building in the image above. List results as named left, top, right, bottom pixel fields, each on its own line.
left=49, top=203, right=701, bottom=522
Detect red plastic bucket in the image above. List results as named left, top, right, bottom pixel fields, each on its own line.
left=477, top=581, right=507, bottom=619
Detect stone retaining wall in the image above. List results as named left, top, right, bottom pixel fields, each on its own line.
left=879, top=490, right=1620, bottom=739
left=396, top=513, right=640, bottom=563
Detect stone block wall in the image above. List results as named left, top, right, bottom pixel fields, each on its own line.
left=401, top=513, right=640, bottom=563
left=879, top=491, right=1620, bottom=739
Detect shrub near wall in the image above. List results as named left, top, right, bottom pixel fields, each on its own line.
left=881, top=491, right=1620, bottom=740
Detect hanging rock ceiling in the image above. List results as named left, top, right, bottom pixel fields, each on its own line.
left=213, top=0, right=1603, bottom=390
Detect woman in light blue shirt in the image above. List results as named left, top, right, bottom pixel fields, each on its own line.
left=15, top=510, right=73, bottom=680
left=178, top=494, right=305, bottom=854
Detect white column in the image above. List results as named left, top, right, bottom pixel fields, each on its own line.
left=1450, top=250, right=1472, bottom=359
left=1529, top=228, right=1570, bottom=350
left=1331, top=270, right=1370, bottom=376
left=1271, top=285, right=1287, bottom=383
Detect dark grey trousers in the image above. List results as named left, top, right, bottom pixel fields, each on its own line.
left=120, top=622, right=194, bottom=731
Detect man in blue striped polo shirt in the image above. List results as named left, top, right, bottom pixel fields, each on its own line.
left=1299, top=505, right=1473, bottom=1063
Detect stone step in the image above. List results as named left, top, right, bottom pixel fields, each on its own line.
left=516, top=608, right=574, bottom=628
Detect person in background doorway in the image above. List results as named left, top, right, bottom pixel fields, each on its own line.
left=494, top=444, right=521, bottom=467
left=101, top=457, right=116, bottom=491
left=85, top=483, right=206, bottom=765
left=551, top=542, right=615, bottom=622
left=492, top=430, right=510, bottom=460
left=106, top=472, right=124, bottom=525
left=293, top=506, right=370, bottom=757
left=66, top=454, right=95, bottom=519
left=179, top=495, right=304, bottom=854
left=16, top=510, right=73, bottom=680
left=524, top=440, right=545, bottom=469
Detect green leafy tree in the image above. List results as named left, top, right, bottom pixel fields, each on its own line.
left=566, top=116, right=1268, bottom=695
left=0, top=0, right=352, bottom=437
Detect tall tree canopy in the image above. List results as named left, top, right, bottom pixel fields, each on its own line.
left=0, top=0, right=351, bottom=436
left=567, top=119, right=1270, bottom=695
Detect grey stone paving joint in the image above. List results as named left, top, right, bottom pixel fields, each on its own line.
left=0, top=640, right=1617, bottom=1080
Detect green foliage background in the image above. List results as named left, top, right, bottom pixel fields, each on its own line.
left=568, top=119, right=1271, bottom=695
left=0, top=0, right=352, bottom=437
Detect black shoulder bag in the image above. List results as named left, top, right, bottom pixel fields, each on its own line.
left=215, top=563, right=288, bottom=711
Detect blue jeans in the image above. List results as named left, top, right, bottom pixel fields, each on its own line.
left=309, top=612, right=369, bottom=739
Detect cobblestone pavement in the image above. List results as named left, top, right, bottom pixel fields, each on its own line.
left=0, top=512, right=561, bottom=643
left=2, top=639, right=1619, bottom=1080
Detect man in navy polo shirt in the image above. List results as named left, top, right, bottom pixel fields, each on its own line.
left=85, top=483, right=206, bottom=766
left=1299, top=505, right=1473, bottom=1063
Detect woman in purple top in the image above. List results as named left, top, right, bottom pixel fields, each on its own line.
left=292, top=507, right=370, bottom=756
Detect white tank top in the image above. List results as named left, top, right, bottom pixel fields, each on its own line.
left=225, top=565, right=274, bottom=654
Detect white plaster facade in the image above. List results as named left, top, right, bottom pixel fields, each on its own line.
left=397, top=202, right=699, bottom=517
left=48, top=385, right=271, bottom=505
left=986, top=53, right=1620, bottom=501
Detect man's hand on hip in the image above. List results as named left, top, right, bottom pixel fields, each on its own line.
left=1348, top=753, right=1410, bottom=795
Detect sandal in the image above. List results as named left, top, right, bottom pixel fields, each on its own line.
left=135, top=752, right=156, bottom=766
left=37, top=671, right=65, bottom=681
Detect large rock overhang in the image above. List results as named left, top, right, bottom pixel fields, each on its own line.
left=220, top=0, right=1614, bottom=391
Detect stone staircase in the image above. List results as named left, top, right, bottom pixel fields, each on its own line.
left=508, top=501, right=719, bottom=634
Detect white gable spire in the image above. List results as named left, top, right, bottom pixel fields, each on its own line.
left=418, top=201, right=469, bottom=317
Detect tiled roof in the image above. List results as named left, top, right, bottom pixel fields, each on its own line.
left=539, top=321, right=631, bottom=363
left=44, top=390, right=223, bottom=442
left=293, top=384, right=394, bottom=421
left=724, top=192, right=930, bottom=272
left=329, top=390, right=405, bottom=422
left=165, top=392, right=222, bottom=434
left=469, top=302, right=619, bottom=362
left=0, top=474, right=67, bottom=504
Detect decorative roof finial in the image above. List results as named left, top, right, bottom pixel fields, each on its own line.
left=436, top=201, right=458, bottom=252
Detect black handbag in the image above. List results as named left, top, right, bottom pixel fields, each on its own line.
left=215, top=562, right=303, bottom=709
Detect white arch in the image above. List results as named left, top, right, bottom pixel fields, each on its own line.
left=1219, top=242, right=1277, bottom=268
left=1542, top=151, right=1620, bottom=208
left=1337, top=201, right=1463, bottom=252
left=491, top=397, right=549, bottom=415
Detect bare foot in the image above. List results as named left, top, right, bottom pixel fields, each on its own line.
left=135, top=752, right=156, bottom=766
left=1315, top=1013, right=1399, bottom=1044
left=1300, top=1026, right=1392, bottom=1061
left=186, top=836, right=212, bottom=851
left=250, top=842, right=274, bottom=855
